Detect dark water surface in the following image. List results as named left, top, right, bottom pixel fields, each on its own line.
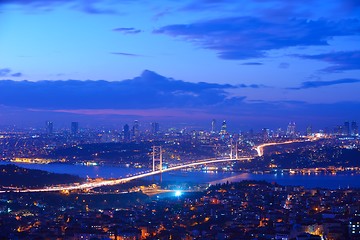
left=1, top=162, right=360, bottom=189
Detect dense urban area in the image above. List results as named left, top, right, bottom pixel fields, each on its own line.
left=0, top=120, right=359, bottom=239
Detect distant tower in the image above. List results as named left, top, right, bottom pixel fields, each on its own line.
left=45, top=121, right=53, bottom=135
left=220, top=120, right=227, bottom=135
left=211, top=119, right=216, bottom=133
left=336, top=125, right=343, bottom=136
left=344, top=121, right=350, bottom=136
left=151, top=122, right=160, bottom=135
left=306, top=125, right=312, bottom=136
left=123, top=124, right=130, bottom=141
left=286, top=122, right=296, bottom=137
left=351, top=121, right=358, bottom=136
left=249, top=129, right=254, bottom=138
left=262, top=128, right=270, bottom=140
left=275, top=128, right=283, bottom=138
left=132, top=120, right=140, bottom=139
left=71, top=122, right=79, bottom=135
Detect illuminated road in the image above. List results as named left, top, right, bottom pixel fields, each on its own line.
left=254, top=138, right=312, bottom=157
left=1, top=157, right=250, bottom=193
left=1, top=138, right=319, bottom=193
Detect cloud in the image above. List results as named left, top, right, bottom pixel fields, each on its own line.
left=181, top=0, right=360, bottom=19
left=181, top=0, right=239, bottom=12
left=0, top=68, right=11, bottom=77
left=0, top=70, right=239, bottom=110
left=155, top=17, right=360, bottom=60
left=206, top=98, right=360, bottom=130
left=238, top=83, right=266, bottom=88
left=0, top=70, right=359, bottom=129
left=11, top=72, right=23, bottom=77
left=289, top=78, right=360, bottom=90
left=0, top=0, right=74, bottom=5
left=278, top=62, right=290, bottom=69
left=113, top=27, right=142, bottom=34
left=241, top=62, right=263, bottom=66
left=0, top=68, right=23, bottom=77
left=81, top=3, right=117, bottom=15
left=0, top=0, right=118, bottom=14
left=294, top=50, right=360, bottom=73
left=110, top=52, right=143, bottom=57
left=49, top=108, right=213, bottom=119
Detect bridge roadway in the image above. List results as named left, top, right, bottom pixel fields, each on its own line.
left=255, top=138, right=313, bottom=157
left=1, top=139, right=312, bottom=194
left=0, top=157, right=251, bottom=193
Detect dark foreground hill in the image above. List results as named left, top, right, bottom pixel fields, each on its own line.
left=0, top=164, right=84, bottom=188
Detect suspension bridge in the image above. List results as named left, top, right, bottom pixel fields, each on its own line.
left=0, top=140, right=303, bottom=193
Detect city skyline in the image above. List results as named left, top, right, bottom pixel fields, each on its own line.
left=4, top=118, right=358, bottom=138
left=0, top=0, right=359, bottom=128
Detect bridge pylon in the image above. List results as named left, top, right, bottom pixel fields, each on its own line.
left=229, top=138, right=239, bottom=159
left=152, top=146, right=163, bottom=172
left=235, top=141, right=238, bottom=160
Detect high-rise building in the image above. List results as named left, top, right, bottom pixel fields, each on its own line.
left=123, top=124, right=130, bottom=141
left=286, top=122, right=296, bottom=137
left=351, top=121, right=358, bottom=136
left=248, top=129, right=254, bottom=138
left=71, top=122, right=79, bottom=135
left=45, top=121, right=53, bottom=135
left=211, top=119, right=216, bottom=133
left=334, top=125, right=343, bottom=136
left=262, top=128, right=270, bottom=140
left=220, top=120, right=227, bottom=135
left=306, top=125, right=312, bottom=136
left=132, top=120, right=140, bottom=139
left=151, top=122, right=159, bottom=135
left=349, top=217, right=360, bottom=239
left=344, top=121, right=350, bottom=136
left=275, top=128, right=284, bottom=138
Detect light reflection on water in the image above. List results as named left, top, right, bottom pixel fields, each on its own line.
left=1, top=162, right=360, bottom=189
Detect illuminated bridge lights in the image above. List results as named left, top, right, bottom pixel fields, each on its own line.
left=0, top=157, right=250, bottom=193
left=0, top=140, right=312, bottom=194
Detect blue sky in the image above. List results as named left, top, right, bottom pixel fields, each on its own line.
left=0, top=0, right=359, bottom=131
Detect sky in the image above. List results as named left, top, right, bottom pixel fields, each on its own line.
left=0, top=0, right=359, bottom=131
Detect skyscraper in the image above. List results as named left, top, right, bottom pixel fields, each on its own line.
left=335, top=125, right=343, bottom=136
left=132, top=120, right=140, bottom=139
left=344, top=121, right=350, bottom=136
left=286, top=122, right=296, bottom=137
left=151, top=122, right=159, bottom=135
left=220, top=120, right=227, bottom=135
left=262, top=128, right=270, bottom=140
left=306, top=125, right=312, bottom=136
left=211, top=119, right=216, bottom=133
left=123, top=124, right=130, bottom=141
left=71, top=122, right=79, bottom=135
left=45, top=121, right=53, bottom=135
left=351, top=121, right=358, bottom=136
